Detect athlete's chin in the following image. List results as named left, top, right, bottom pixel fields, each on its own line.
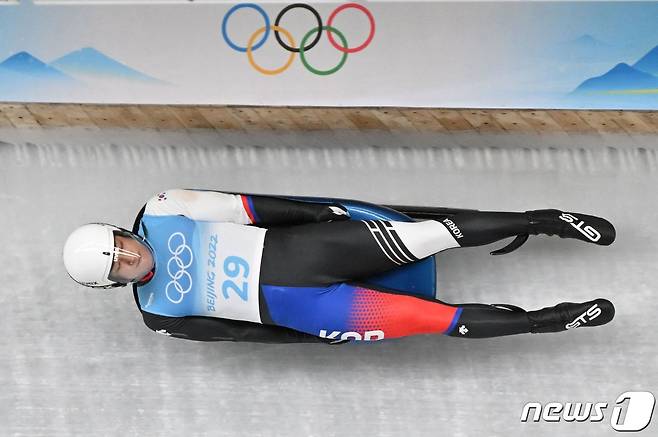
left=133, top=255, right=154, bottom=281
left=140, top=259, right=155, bottom=277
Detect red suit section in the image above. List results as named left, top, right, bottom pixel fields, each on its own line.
left=348, top=287, right=460, bottom=338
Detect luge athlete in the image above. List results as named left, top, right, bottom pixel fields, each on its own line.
left=62, top=189, right=616, bottom=344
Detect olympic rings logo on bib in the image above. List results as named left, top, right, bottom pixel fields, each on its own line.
left=166, top=232, right=194, bottom=304
left=221, top=2, right=375, bottom=76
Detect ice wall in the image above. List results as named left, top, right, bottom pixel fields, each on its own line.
left=1, top=126, right=656, bottom=436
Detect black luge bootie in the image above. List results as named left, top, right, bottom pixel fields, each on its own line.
left=525, top=209, right=616, bottom=246
left=528, top=298, right=615, bottom=333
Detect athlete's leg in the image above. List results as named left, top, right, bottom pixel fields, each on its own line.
left=260, top=211, right=536, bottom=286
left=261, top=219, right=457, bottom=286
left=260, top=282, right=615, bottom=341
left=261, top=213, right=529, bottom=286
left=447, top=298, right=615, bottom=338
left=261, top=209, right=615, bottom=286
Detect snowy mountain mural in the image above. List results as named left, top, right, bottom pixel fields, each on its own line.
left=0, top=47, right=167, bottom=101
left=50, top=47, right=163, bottom=83
left=633, top=45, right=658, bottom=75
left=574, top=62, right=658, bottom=92
left=0, top=52, right=78, bottom=101
left=568, top=34, right=610, bottom=50
left=0, top=51, right=73, bottom=81
left=553, top=34, right=621, bottom=63
left=572, top=44, right=658, bottom=95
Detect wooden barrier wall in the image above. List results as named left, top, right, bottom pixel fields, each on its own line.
left=0, top=104, right=657, bottom=135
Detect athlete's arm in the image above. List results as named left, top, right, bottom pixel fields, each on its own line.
left=144, top=188, right=350, bottom=225
left=140, top=311, right=340, bottom=344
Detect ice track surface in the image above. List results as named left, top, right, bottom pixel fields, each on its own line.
left=1, top=127, right=657, bottom=436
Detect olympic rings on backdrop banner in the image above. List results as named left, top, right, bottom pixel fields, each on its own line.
left=275, top=3, right=322, bottom=53
left=247, top=25, right=297, bottom=76
left=300, top=26, right=348, bottom=76
left=221, top=2, right=376, bottom=76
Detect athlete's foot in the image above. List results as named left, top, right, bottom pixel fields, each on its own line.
left=528, top=298, right=615, bottom=333
left=525, top=209, right=616, bottom=246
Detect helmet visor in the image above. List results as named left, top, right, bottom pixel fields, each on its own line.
left=108, top=230, right=154, bottom=283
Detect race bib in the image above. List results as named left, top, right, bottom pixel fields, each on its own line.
left=136, top=215, right=266, bottom=323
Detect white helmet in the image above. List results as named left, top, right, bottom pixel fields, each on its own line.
left=62, top=223, right=149, bottom=288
